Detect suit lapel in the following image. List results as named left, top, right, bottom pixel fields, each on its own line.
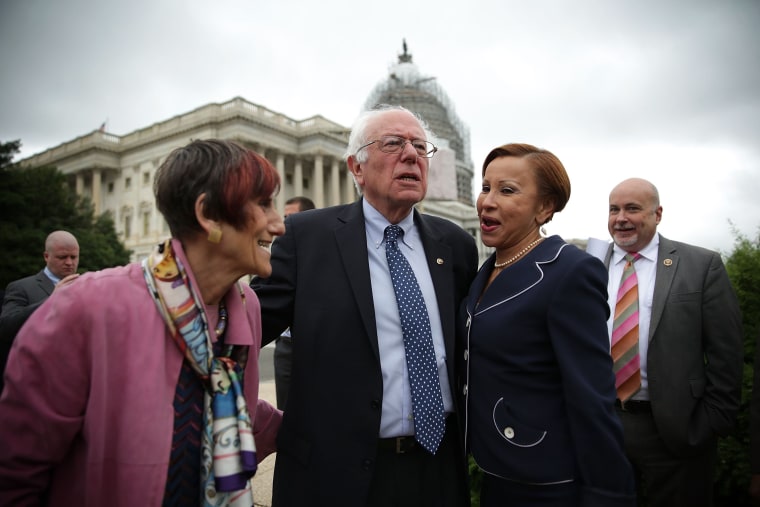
left=415, top=212, right=456, bottom=363
left=649, top=237, right=678, bottom=341
left=36, top=271, right=54, bottom=296
left=334, top=201, right=381, bottom=360
left=474, top=238, right=564, bottom=316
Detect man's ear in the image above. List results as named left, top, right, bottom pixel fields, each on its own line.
left=347, top=155, right=364, bottom=186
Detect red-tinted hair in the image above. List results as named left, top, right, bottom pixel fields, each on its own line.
left=154, top=139, right=280, bottom=239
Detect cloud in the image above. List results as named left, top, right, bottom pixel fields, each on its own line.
left=1, top=0, right=758, bottom=251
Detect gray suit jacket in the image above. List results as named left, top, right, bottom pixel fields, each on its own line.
left=0, top=270, right=55, bottom=390
left=604, top=234, right=743, bottom=456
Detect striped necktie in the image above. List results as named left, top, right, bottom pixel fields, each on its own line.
left=611, top=252, right=642, bottom=402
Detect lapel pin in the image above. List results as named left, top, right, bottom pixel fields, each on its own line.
left=663, top=258, right=672, bottom=266
left=436, top=258, right=444, bottom=265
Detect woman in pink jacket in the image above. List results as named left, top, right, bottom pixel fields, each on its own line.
left=0, top=139, right=285, bottom=506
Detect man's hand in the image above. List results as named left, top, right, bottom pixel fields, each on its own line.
left=53, top=273, right=80, bottom=292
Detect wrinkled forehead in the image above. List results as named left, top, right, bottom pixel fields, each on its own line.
left=367, top=110, right=425, bottom=140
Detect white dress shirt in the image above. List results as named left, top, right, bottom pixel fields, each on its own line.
left=607, top=234, right=659, bottom=401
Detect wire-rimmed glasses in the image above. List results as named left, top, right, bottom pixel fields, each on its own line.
left=357, top=135, right=438, bottom=158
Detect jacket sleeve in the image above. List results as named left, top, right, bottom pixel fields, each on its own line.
left=242, top=284, right=282, bottom=461
left=0, top=280, right=45, bottom=346
left=547, top=254, right=636, bottom=506
left=0, top=287, right=89, bottom=506
left=700, top=251, right=743, bottom=436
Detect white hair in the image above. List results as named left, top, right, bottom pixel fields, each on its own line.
left=344, top=104, right=436, bottom=163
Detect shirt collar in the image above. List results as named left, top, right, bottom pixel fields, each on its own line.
left=612, top=233, right=660, bottom=265
left=44, top=266, right=60, bottom=284
left=362, top=199, right=415, bottom=250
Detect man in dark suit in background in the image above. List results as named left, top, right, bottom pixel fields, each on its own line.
left=253, top=105, right=478, bottom=506
left=272, top=195, right=315, bottom=409
left=603, top=178, right=743, bottom=507
left=0, top=230, right=80, bottom=391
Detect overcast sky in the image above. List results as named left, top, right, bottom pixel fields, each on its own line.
left=2, top=0, right=758, bottom=253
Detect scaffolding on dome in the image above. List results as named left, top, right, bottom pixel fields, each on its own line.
left=362, top=43, right=472, bottom=164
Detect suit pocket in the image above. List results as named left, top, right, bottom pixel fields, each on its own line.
left=669, top=291, right=700, bottom=303
left=492, top=397, right=547, bottom=448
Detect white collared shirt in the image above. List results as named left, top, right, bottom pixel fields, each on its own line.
left=607, top=234, right=659, bottom=401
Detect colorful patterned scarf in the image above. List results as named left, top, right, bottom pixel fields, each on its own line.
left=143, top=240, right=257, bottom=506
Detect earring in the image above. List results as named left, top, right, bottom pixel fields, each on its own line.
left=540, top=226, right=547, bottom=237
left=208, top=228, right=222, bottom=244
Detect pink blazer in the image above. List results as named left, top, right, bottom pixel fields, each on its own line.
left=0, top=242, right=281, bottom=506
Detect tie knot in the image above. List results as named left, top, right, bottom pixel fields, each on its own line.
left=385, top=225, right=403, bottom=245
left=625, top=252, right=641, bottom=263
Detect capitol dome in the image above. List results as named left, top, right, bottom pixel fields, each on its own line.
left=363, top=41, right=474, bottom=205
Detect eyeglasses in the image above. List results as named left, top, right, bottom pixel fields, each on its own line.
left=357, top=135, right=438, bottom=158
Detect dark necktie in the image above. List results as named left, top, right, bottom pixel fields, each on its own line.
left=384, top=225, right=445, bottom=454
left=611, top=252, right=642, bottom=402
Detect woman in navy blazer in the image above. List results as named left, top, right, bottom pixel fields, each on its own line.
left=461, top=143, right=635, bottom=506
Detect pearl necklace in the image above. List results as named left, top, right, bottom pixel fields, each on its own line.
left=494, top=238, right=543, bottom=268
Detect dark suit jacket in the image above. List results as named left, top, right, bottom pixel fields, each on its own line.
left=603, top=234, right=743, bottom=456
left=0, top=270, right=55, bottom=391
left=253, top=199, right=478, bottom=506
left=462, top=236, right=635, bottom=505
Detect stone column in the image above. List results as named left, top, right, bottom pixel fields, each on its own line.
left=314, top=154, right=324, bottom=208
left=294, top=158, right=303, bottom=197
left=276, top=153, right=285, bottom=211
left=330, top=158, right=340, bottom=207
left=344, top=167, right=356, bottom=204
left=76, top=173, right=84, bottom=196
left=92, top=168, right=102, bottom=215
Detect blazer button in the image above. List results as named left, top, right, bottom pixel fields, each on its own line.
left=504, top=427, right=515, bottom=439
left=463, top=349, right=469, bottom=361
left=462, top=384, right=468, bottom=396
left=371, top=399, right=381, bottom=410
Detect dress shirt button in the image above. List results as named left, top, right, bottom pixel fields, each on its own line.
left=504, top=427, right=515, bottom=439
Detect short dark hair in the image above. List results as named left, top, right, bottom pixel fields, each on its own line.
left=285, top=196, right=316, bottom=212
left=482, top=143, right=571, bottom=223
left=154, top=139, right=280, bottom=239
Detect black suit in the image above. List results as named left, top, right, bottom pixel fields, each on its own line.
left=0, top=270, right=55, bottom=392
left=253, top=199, right=478, bottom=506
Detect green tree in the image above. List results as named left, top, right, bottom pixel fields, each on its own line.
left=0, top=140, right=131, bottom=288
left=714, top=227, right=760, bottom=506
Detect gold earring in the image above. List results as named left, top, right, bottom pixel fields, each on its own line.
left=208, top=228, right=222, bottom=244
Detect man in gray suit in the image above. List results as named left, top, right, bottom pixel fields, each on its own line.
left=0, top=230, right=80, bottom=391
left=604, top=178, right=743, bottom=507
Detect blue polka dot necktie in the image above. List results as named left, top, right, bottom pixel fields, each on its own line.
left=384, top=225, right=445, bottom=454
